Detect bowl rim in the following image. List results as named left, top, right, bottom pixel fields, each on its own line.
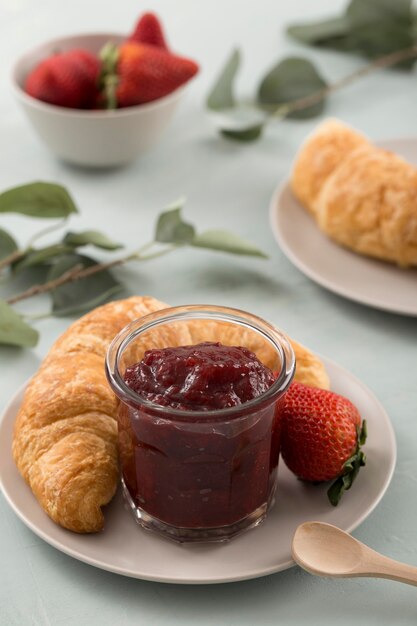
left=11, top=31, right=192, bottom=118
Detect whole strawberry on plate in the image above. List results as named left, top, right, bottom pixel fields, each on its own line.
left=281, top=381, right=367, bottom=505
left=25, top=49, right=100, bottom=109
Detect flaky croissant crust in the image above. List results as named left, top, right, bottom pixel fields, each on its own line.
left=13, top=296, right=329, bottom=533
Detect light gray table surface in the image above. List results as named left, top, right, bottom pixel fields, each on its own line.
left=1, top=0, right=417, bottom=624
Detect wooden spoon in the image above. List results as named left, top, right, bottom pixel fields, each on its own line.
left=292, top=521, right=417, bottom=586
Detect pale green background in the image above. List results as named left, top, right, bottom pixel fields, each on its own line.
left=1, top=0, right=417, bottom=624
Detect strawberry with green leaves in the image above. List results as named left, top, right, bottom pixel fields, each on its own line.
left=100, top=42, right=199, bottom=108
left=281, top=381, right=367, bottom=505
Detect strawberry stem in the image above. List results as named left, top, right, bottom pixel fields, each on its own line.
left=327, top=420, right=367, bottom=506
left=99, top=42, right=120, bottom=110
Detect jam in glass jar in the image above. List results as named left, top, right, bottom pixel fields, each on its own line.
left=106, top=305, right=295, bottom=542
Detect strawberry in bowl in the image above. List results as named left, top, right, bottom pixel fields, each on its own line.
left=12, top=12, right=199, bottom=166
left=100, top=41, right=198, bottom=109
left=25, top=49, right=101, bottom=109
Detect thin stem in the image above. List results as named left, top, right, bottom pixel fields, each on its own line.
left=0, top=219, right=68, bottom=273
left=140, top=245, right=180, bottom=261
left=0, top=249, right=25, bottom=272
left=5, top=244, right=178, bottom=306
left=270, top=44, right=417, bottom=119
left=26, top=218, right=67, bottom=249
left=23, top=311, right=53, bottom=321
left=134, top=241, right=155, bottom=257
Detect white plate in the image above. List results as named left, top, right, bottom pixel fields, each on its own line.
left=0, top=358, right=396, bottom=585
left=270, top=138, right=417, bottom=316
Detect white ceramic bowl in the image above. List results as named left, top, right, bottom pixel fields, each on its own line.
left=12, top=33, right=190, bottom=167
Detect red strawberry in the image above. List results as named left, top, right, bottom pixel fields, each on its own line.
left=128, top=12, right=169, bottom=50
left=25, top=49, right=100, bottom=109
left=100, top=42, right=199, bottom=108
left=281, top=381, right=367, bottom=505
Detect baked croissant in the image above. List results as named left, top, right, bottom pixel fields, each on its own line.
left=291, top=119, right=417, bottom=267
left=13, top=296, right=328, bottom=533
left=12, top=296, right=172, bottom=533
left=291, top=119, right=369, bottom=216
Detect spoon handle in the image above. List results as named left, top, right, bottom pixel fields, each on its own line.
left=367, top=554, right=417, bottom=587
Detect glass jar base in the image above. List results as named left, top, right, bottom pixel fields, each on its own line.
left=122, top=479, right=270, bottom=543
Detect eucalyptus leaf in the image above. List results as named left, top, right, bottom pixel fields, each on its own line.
left=258, top=57, right=327, bottom=119
left=0, top=228, right=18, bottom=261
left=287, top=15, right=351, bottom=45
left=346, top=0, right=413, bottom=26
left=63, top=230, right=123, bottom=250
left=13, top=244, right=75, bottom=273
left=210, top=105, right=267, bottom=142
left=0, top=299, right=39, bottom=347
left=211, top=105, right=267, bottom=129
left=287, top=0, right=416, bottom=64
left=191, top=230, right=267, bottom=258
left=207, top=49, right=240, bottom=110
left=346, top=0, right=415, bottom=60
left=48, top=254, right=124, bottom=317
left=346, top=0, right=416, bottom=66
left=348, top=22, right=415, bottom=60
left=0, top=182, right=78, bottom=218
left=221, top=126, right=264, bottom=142
left=155, top=206, right=195, bottom=244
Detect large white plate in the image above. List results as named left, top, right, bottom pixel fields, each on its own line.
left=270, top=138, right=417, bottom=316
left=0, top=358, right=396, bottom=585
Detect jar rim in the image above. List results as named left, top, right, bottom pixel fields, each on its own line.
left=105, top=304, right=295, bottom=422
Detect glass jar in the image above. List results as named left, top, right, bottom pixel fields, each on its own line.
left=106, top=305, right=295, bottom=543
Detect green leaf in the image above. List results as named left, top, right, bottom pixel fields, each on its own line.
left=0, top=228, right=18, bottom=261
left=347, top=0, right=414, bottom=62
left=350, top=23, right=414, bottom=61
left=287, top=15, right=351, bottom=45
left=191, top=230, right=267, bottom=258
left=346, top=0, right=413, bottom=26
left=155, top=205, right=196, bottom=244
left=0, top=299, right=39, bottom=347
left=359, top=419, right=368, bottom=446
left=327, top=420, right=368, bottom=506
left=287, top=1, right=416, bottom=65
left=207, top=49, right=240, bottom=111
left=48, top=254, right=124, bottom=317
left=207, top=51, right=267, bottom=142
left=210, top=105, right=267, bottom=142
left=221, top=126, right=264, bottom=142
left=0, top=182, right=78, bottom=218
left=13, top=244, right=75, bottom=273
left=63, top=230, right=123, bottom=250
left=258, top=57, right=327, bottom=119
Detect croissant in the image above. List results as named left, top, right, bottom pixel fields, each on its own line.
left=13, top=296, right=329, bottom=533
left=291, top=119, right=417, bottom=267
left=291, top=118, right=369, bottom=216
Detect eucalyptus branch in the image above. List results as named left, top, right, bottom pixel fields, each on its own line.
left=6, top=244, right=177, bottom=306
left=0, top=185, right=266, bottom=348
left=271, top=44, right=417, bottom=119
left=208, top=42, right=417, bottom=139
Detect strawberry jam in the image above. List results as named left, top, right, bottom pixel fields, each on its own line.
left=118, top=342, right=283, bottom=534
left=123, top=342, right=276, bottom=411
